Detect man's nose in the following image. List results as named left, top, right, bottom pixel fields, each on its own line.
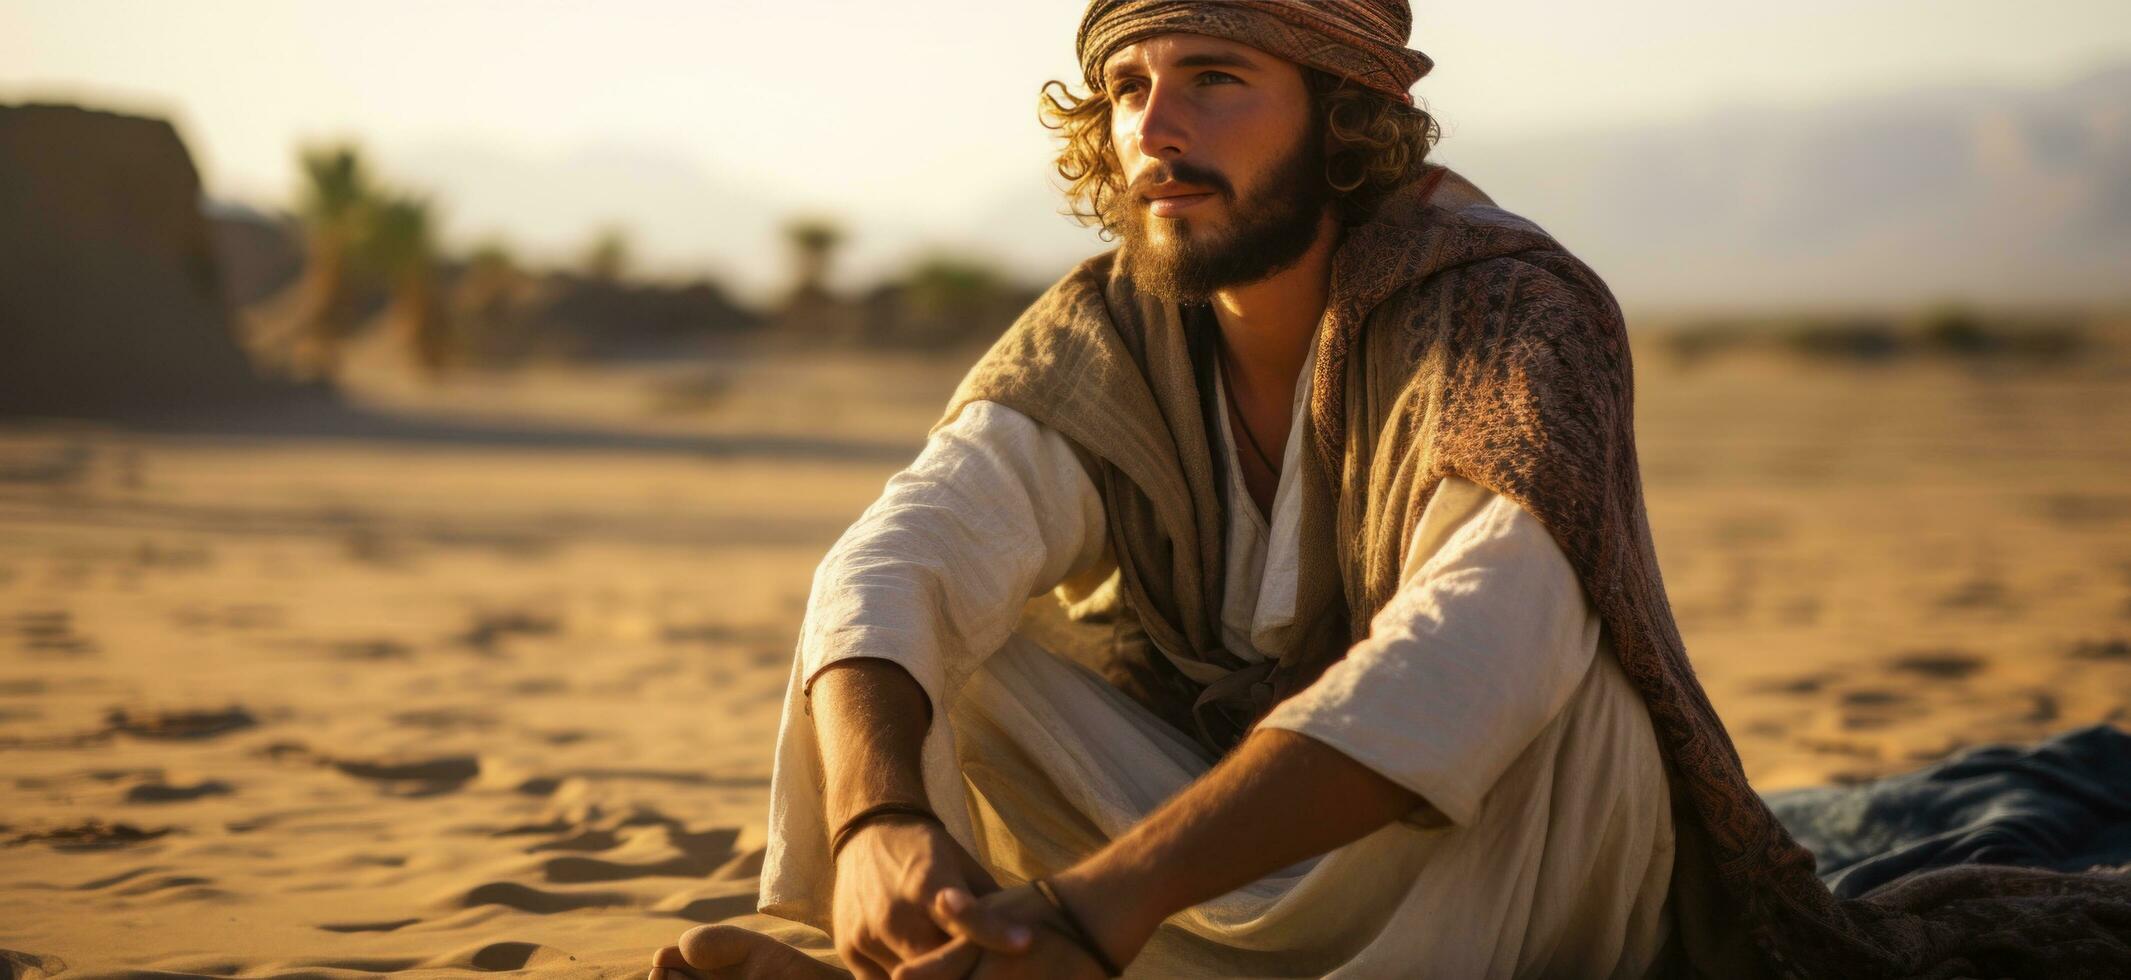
left=1128, top=79, right=1190, bottom=161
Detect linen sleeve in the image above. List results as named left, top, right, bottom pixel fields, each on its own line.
left=1251, top=476, right=1603, bottom=829
left=796, top=399, right=1109, bottom=722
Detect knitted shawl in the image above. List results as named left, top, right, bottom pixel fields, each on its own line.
left=933, top=163, right=2131, bottom=977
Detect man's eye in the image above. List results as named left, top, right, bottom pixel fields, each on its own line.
left=1198, top=71, right=1240, bottom=85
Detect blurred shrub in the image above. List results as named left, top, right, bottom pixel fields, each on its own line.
left=1912, top=302, right=2085, bottom=363
left=1780, top=315, right=1906, bottom=363
left=1659, top=304, right=2091, bottom=370
left=1661, top=319, right=1754, bottom=368
left=1916, top=303, right=1990, bottom=354
left=857, top=253, right=1037, bottom=350
left=581, top=226, right=631, bottom=282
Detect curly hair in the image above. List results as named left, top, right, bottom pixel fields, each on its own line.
left=1038, top=66, right=1441, bottom=235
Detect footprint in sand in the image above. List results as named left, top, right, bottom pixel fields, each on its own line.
left=455, top=609, right=560, bottom=655
left=713, top=846, right=766, bottom=880
left=73, top=866, right=173, bottom=890
left=329, top=755, right=480, bottom=782
left=541, top=845, right=732, bottom=884
left=262, top=741, right=484, bottom=795
left=167, top=602, right=278, bottom=631
left=666, top=826, right=742, bottom=861
left=328, top=753, right=482, bottom=797
left=2037, top=493, right=2131, bottom=527
left=524, top=828, right=623, bottom=853
left=507, top=676, right=569, bottom=696
left=509, top=775, right=565, bottom=795
left=104, top=705, right=257, bottom=740
left=1837, top=688, right=1915, bottom=730
left=1936, top=578, right=2010, bottom=611
left=488, top=802, right=700, bottom=844
left=518, top=821, right=740, bottom=883
left=654, top=880, right=761, bottom=923
left=1738, top=719, right=1789, bottom=738
left=14, top=610, right=95, bottom=656
left=124, top=778, right=233, bottom=803
left=105, top=873, right=225, bottom=899
left=427, top=940, right=569, bottom=972
left=1885, top=650, right=1985, bottom=681
left=458, top=880, right=630, bottom=913
left=391, top=707, right=500, bottom=733
left=1793, top=735, right=1882, bottom=760
left=1749, top=674, right=1836, bottom=697
left=316, top=918, right=422, bottom=934
left=329, top=638, right=413, bottom=661
left=490, top=817, right=577, bottom=838
left=6, top=819, right=173, bottom=851
left=2068, top=637, right=2129, bottom=660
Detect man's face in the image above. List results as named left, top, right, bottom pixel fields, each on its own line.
left=1099, top=33, right=1330, bottom=305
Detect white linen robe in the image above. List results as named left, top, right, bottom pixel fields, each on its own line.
left=759, top=339, right=1678, bottom=978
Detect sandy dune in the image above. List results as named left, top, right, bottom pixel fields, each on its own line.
left=3, top=331, right=2129, bottom=976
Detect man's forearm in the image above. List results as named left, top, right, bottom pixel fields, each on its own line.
left=1051, top=727, right=1427, bottom=957
left=810, top=657, right=933, bottom=827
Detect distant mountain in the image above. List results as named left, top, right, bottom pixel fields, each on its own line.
left=376, top=62, right=2131, bottom=314
left=1437, top=62, right=2131, bottom=312
left=948, top=62, right=2131, bottom=312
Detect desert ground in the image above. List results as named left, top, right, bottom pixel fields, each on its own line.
left=4, top=323, right=2130, bottom=977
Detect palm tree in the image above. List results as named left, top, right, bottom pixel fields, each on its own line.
left=453, top=240, right=520, bottom=362
left=783, top=217, right=844, bottom=300
left=292, top=144, right=373, bottom=375
left=364, top=192, right=450, bottom=377
left=581, top=226, right=632, bottom=282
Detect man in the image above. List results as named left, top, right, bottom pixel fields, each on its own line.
left=653, top=2, right=2131, bottom=978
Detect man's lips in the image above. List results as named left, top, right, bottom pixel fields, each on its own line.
left=1145, top=189, right=1216, bottom=217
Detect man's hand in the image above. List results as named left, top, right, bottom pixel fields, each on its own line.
left=882, top=882, right=1112, bottom=980
left=893, top=932, right=1106, bottom=979
left=830, top=814, right=1027, bottom=979
left=899, top=727, right=1424, bottom=980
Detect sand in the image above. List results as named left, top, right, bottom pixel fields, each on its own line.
left=3, top=329, right=2130, bottom=977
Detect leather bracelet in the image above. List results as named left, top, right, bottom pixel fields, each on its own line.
left=1031, top=876, right=1125, bottom=977
left=827, top=801, right=941, bottom=865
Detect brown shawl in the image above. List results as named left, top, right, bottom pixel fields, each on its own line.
left=934, top=163, right=2131, bottom=976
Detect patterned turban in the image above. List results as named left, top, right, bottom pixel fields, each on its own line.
left=1076, top=0, right=1433, bottom=105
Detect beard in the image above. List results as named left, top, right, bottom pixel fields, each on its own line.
left=1102, top=119, right=1332, bottom=306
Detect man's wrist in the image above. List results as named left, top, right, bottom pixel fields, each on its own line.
left=830, top=802, right=941, bottom=863
left=829, top=813, right=944, bottom=887
left=1048, top=855, right=1170, bottom=967
left=825, top=787, right=930, bottom=829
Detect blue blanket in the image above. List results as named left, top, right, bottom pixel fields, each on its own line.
left=1763, top=723, right=2131, bottom=899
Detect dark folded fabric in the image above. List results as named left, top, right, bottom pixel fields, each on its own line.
left=1762, top=723, right=2131, bottom=898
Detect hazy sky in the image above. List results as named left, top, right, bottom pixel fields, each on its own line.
left=6, top=0, right=2130, bottom=295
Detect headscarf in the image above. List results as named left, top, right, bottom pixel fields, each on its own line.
left=1077, top=0, right=1433, bottom=105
